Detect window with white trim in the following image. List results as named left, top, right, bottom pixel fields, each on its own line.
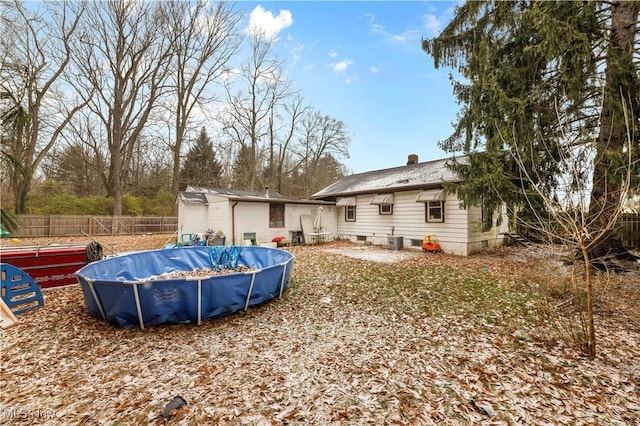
left=345, top=206, right=356, bottom=222
left=379, top=204, right=393, bottom=215
left=425, top=201, right=444, bottom=222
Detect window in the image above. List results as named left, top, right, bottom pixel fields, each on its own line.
left=371, top=194, right=393, bottom=215
left=269, top=203, right=285, bottom=228
left=345, top=206, right=356, bottom=222
left=379, top=204, right=393, bottom=215
left=425, top=201, right=444, bottom=223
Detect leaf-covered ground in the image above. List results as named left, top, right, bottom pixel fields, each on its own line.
left=1, top=237, right=639, bottom=425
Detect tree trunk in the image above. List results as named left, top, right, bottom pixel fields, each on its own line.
left=581, top=245, right=596, bottom=358
left=111, top=151, right=123, bottom=217
left=172, top=147, right=181, bottom=215
left=588, top=0, right=639, bottom=258
left=15, top=178, right=30, bottom=215
left=171, top=91, right=187, bottom=213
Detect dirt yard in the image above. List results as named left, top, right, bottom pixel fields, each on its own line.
left=1, top=235, right=639, bottom=424
left=0, top=233, right=176, bottom=255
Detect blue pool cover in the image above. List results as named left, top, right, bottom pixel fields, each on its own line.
left=75, top=246, right=294, bottom=329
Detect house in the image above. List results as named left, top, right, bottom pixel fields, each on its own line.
left=176, top=186, right=336, bottom=246
left=310, top=154, right=508, bottom=256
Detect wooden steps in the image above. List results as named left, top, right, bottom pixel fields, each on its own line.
left=503, top=233, right=533, bottom=247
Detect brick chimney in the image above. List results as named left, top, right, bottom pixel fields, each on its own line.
left=407, top=154, right=419, bottom=165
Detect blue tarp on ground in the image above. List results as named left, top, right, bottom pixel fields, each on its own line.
left=75, top=246, right=294, bottom=329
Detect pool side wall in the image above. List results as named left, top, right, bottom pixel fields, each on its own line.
left=76, top=246, right=294, bottom=329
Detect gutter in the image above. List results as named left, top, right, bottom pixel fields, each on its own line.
left=231, top=201, right=238, bottom=245
left=311, top=182, right=458, bottom=200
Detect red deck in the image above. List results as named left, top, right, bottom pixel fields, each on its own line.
left=0, top=244, right=91, bottom=289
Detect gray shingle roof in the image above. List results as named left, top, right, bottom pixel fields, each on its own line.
left=181, top=186, right=334, bottom=205
left=185, top=186, right=286, bottom=202
left=311, top=156, right=464, bottom=199
left=178, top=192, right=208, bottom=204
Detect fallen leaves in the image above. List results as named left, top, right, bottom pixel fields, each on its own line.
left=1, top=239, right=639, bottom=425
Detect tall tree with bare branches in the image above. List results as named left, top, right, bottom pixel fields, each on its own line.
left=297, top=110, right=350, bottom=197
left=264, top=94, right=309, bottom=194
left=220, top=30, right=293, bottom=191
left=160, top=0, right=242, bottom=202
left=70, top=0, right=174, bottom=216
left=0, top=0, right=88, bottom=214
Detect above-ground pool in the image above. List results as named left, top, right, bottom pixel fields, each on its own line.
left=75, top=246, right=294, bottom=329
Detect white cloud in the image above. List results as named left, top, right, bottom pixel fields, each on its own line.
left=328, top=50, right=339, bottom=58
left=246, top=5, right=293, bottom=39
left=367, top=10, right=445, bottom=45
left=364, top=12, right=375, bottom=24
left=370, top=66, right=378, bottom=74
left=370, top=22, right=420, bottom=44
left=421, top=14, right=442, bottom=37
left=333, top=59, right=353, bottom=73
left=289, top=42, right=304, bottom=66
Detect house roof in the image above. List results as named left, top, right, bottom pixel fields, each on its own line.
left=179, top=192, right=208, bottom=204
left=181, top=186, right=334, bottom=205
left=311, top=156, right=464, bottom=199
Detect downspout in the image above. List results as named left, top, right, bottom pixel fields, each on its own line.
left=231, top=201, right=238, bottom=245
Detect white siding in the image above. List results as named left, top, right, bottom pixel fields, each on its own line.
left=232, top=202, right=338, bottom=245
left=466, top=204, right=508, bottom=252
left=177, top=203, right=208, bottom=238
left=232, top=202, right=271, bottom=245
left=178, top=196, right=337, bottom=246
left=179, top=188, right=508, bottom=255
left=285, top=204, right=338, bottom=241
left=336, top=190, right=472, bottom=255
left=204, top=195, right=232, bottom=238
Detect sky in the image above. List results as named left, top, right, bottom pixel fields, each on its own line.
left=236, top=1, right=460, bottom=174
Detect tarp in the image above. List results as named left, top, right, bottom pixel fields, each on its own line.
left=76, top=246, right=294, bottom=329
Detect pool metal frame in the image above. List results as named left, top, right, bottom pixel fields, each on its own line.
left=77, top=246, right=294, bottom=329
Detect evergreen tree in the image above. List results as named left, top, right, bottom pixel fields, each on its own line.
left=180, top=128, right=222, bottom=190
left=44, top=143, right=105, bottom=197
left=422, top=1, right=639, bottom=256
left=230, top=144, right=255, bottom=191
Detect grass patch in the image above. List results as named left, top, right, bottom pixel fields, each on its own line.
left=296, top=254, right=538, bottom=329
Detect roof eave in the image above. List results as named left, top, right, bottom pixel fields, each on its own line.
left=226, top=196, right=335, bottom=205
left=311, top=181, right=460, bottom=200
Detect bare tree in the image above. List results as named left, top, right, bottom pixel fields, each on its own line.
left=70, top=0, right=174, bottom=216
left=297, top=110, right=350, bottom=197
left=160, top=0, right=243, bottom=201
left=505, top=97, right=635, bottom=358
left=0, top=0, right=87, bottom=213
left=220, top=30, right=293, bottom=191
left=60, top=110, right=110, bottom=195
left=265, top=94, right=309, bottom=193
